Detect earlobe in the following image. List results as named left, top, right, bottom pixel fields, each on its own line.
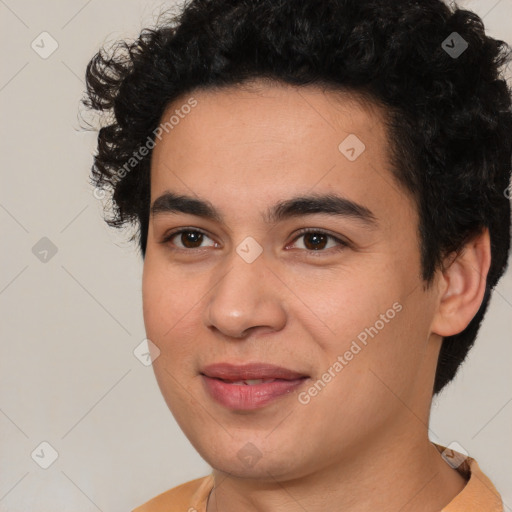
left=431, top=229, right=491, bottom=337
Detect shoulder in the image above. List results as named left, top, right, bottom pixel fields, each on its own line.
left=132, top=474, right=214, bottom=512
left=434, top=444, right=503, bottom=512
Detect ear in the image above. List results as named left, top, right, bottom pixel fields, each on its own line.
left=431, top=228, right=491, bottom=337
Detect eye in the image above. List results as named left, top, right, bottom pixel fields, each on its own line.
left=160, top=228, right=217, bottom=250
left=160, top=227, right=349, bottom=253
left=288, top=229, right=349, bottom=252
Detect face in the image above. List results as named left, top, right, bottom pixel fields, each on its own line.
left=142, top=80, right=442, bottom=480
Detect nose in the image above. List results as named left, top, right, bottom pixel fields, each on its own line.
left=203, top=248, right=287, bottom=340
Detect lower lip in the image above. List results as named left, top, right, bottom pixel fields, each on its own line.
left=201, top=375, right=308, bottom=410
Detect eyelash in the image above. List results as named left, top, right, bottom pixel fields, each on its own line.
left=159, top=227, right=349, bottom=253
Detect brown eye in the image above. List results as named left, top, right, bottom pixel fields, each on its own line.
left=162, top=229, right=216, bottom=249
left=290, top=229, right=348, bottom=252
left=179, top=231, right=204, bottom=248
left=303, top=232, right=328, bottom=250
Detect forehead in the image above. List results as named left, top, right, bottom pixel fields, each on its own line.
left=152, top=79, right=387, bottom=163
left=149, top=80, right=414, bottom=227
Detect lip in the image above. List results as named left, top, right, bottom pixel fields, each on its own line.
left=201, top=362, right=308, bottom=381
left=200, top=362, right=309, bottom=410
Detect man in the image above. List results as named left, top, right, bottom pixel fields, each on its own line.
left=84, top=0, right=511, bottom=510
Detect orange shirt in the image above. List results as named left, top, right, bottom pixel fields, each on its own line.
left=132, top=448, right=503, bottom=511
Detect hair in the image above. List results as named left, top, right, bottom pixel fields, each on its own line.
left=83, top=0, right=512, bottom=395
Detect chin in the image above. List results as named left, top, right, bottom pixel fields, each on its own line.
left=195, top=438, right=309, bottom=481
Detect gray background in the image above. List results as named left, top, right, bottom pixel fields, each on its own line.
left=0, top=0, right=511, bottom=510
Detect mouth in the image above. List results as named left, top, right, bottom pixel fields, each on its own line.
left=200, top=362, right=309, bottom=381
left=214, top=378, right=288, bottom=385
left=200, top=362, right=310, bottom=410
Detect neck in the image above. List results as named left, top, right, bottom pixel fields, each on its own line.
left=206, top=424, right=466, bottom=512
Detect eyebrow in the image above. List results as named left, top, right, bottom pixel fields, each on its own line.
left=151, top=191, right=378, bottom=228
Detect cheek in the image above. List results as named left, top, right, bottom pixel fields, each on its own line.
left=142, top=265, right=166, bottom=340
left=142, top=257, right=190, bottom=338
left=142, top=261, right=200, bottom=416
left=295, top=262, right=427, bottom=396
left=142, top=257, right=206, bottom=374
left=288, top=265, right=401, bottom=350
left=331, top=289, right=437, bottom=415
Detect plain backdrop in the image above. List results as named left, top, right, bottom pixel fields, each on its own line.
left=1, top=0, right=511, bottom=510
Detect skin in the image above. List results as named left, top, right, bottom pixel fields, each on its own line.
left=142, top=79, right=491, bottom=511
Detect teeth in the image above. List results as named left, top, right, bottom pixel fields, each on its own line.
left=230, top=379, right=276, bottom=385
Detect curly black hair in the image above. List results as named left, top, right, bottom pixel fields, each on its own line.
left=83, top=0, right=512, bottom=395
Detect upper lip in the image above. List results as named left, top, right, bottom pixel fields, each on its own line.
left=201, top=362, right=308, bottom=381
